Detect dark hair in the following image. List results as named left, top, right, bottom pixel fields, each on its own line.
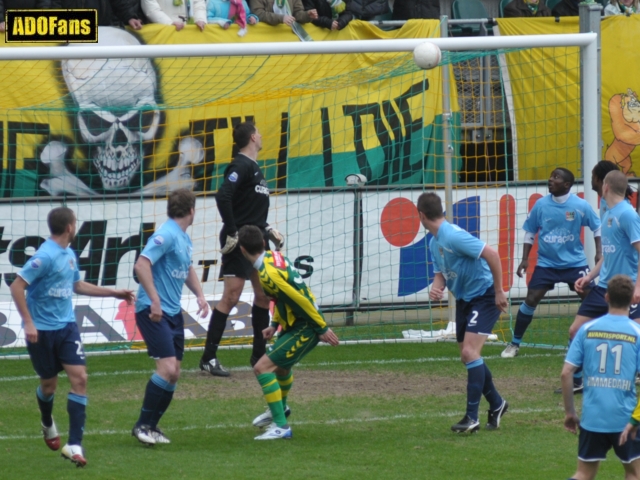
left=238, top=225, right=265, bottom=255
left=416, top=193, right=444, bottom=221
left=47, top=207, right=76, bottom=235
left=607, top=274, right=634, bottom=309
left=604, top=170, right=629, bottom=197
left=593, top=161, right=632, bottom=199
left=233, top=121, right=256, bottom=150
left=555, top=167, right=575, bottom=188
left=167, top=189, right=196, bottom=219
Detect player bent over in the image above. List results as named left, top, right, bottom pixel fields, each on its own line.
left=10, top=207, right=135, bottom=467
left=562, top=275, right=640, bottom=480
left=417, top=193, right=509, bottom=434
left=131, top=189, right=209, bottom=445
left=501, top=168, right=601, bottom=360
left=237, top=225, right=339, bottom=440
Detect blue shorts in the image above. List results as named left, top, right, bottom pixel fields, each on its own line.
left=579, top=427, right=640, bottom=463
left=455, top=286, right=502, bottom=343
left=135, top=307, right=185, bottom=361
left=577, top=286, right=640, bottom=320
left=528, top=266, right=593, bottom=292
left=27, top=322, right=86, bottom=380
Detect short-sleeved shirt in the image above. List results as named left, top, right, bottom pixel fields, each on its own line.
left=566, top=314, right=640, bottom=433
left=429, top=220, right=493, bottom=302
left=599, top=201, right=640, bottom=288
left=17, top=239, right=81, bottom=331
left=523, top=194, right=600, bottom=269
left=136, top=219, right=193, bottom=316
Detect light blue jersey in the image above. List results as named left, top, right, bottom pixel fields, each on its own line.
left=17, top=239, right=81, bottom=331
left=136, top=219, right=193, bottom=315
left=523, top=194, right=600, bottom=269
left=566, top=314, right=640, bottom=432
left=600, top=197, right=631, bottom=219
left=599, top=201, right=640, bottom=288
left=429, top=221, right=493, bottom=301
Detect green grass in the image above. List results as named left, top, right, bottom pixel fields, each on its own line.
left=0, top=342, right=628, bottom=479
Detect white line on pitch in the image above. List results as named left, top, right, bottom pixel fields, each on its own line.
left=0, top=407, right=562, bottom=441
left=0, top=352, right=566, bottom=383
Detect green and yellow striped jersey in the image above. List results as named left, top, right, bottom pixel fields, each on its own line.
left=257, top=251, right=328, bottom=335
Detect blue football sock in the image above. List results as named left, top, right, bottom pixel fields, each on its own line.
left=465, top=359, right=485, bottom=421
left=67, top=393, right=87, bottom=446
left=512, top=303, right=536, bottom=344
left=36, top=386, right=54, bottom=428
left=150, top=379, right=177, bottom=429
left=482, top=363, right=503, bottom=411
left=137, top=373, right=167, bottom=427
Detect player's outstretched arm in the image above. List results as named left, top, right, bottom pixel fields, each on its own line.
left=73, top=281, right=134, bottom=304
left=9, top=276, right=37, bottom=343
left=184, top=266, right=210, bottom=318
left=561, top=362, right=580, bottom=434
left=480, top=245, right=508, bottom=313
left=134, top=256, right=162, bottom=322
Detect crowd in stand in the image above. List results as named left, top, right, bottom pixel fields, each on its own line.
left=0, top=0, right=637, bottom=36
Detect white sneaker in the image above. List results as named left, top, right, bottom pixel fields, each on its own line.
left=42, top=417, right=60, bottom=451
left=61, top=444, right=87, bottom=467
left=131, top=424, right=156, bottom=445
left=252, top=405, right=292, bottom=428
left=254, top=423, right=292, bottom=440
left=150, top=427, right=171, bottom=444
left=501, top=344, right=519, bottom=358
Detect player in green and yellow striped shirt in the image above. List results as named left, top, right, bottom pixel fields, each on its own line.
left=238, top=225, right=339, bottom=440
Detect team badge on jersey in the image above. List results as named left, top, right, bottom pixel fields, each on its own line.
left=565, top=211, right=575, bottom=221
left=153, top=235, right=164, bottom=245
left=229, top=172, right=239, bottom=182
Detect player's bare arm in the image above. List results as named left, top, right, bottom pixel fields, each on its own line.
left=73, top=281, right=135, bottom=304
left=429, top=272, right=446, bottom=301
left=134, top=256, right=162, bottom=322
left=319, top=328, right=339, bottom=346
left=561, top=362, right=580, bottom=434
left=516, top=243, right=533, bottom=278
left=262, top=325, right=277, bottom=340
left=9, top=276, right=37, bottom=343
left=480, top=245, right=508, bottom=312
left=594, top=235, right=602, bottom=265
left=575, top=257, right=603, bottom=293
left=184, top=266, right=209, bottom=318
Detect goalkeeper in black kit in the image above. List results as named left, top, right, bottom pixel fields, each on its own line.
left=199, top=121, right=285, bottom=376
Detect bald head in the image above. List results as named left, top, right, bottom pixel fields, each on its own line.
left=604, top=170, right=628, bottom=198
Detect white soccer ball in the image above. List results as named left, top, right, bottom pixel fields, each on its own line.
left=413, top=42, right=442, bottom=70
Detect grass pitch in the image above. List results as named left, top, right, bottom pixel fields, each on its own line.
left=0, top=340, right=627, bottom=480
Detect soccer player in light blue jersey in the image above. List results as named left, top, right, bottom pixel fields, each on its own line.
left=10, top=207, right=135, bottom=467
left=417, top=193, right=509, bottom=434
left=502, top=168, right=601, bottom=362
left=591, top=160, right=633, bottom=219
left=562, top=275, right=640, bottom=480
left=131, top=189, right=210, bottom=446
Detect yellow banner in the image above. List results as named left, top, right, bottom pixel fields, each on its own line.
left=497, top=15, right=640, bottom=180
left=0, top=21, right=457, bottom=196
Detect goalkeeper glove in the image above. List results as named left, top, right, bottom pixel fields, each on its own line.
left=220, top=232, right=239, bottom=254
left=266, top=226, right=285, bottom=251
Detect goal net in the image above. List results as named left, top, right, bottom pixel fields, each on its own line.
left=0, top=25, right=598, bottom=356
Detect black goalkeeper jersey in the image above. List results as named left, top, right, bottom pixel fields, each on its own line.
left=216, top=153, right=270, bottom=239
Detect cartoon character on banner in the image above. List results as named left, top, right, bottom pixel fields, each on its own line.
left=39, top=27, right=204, bottom=196
left=605, top=88, right=640, bottom=176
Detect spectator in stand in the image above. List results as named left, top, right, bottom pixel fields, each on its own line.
left=604, top=0, right=638, bottom=16
left=391, top=0, right=438, bottom=21
left=552, top=0, right=580, bottom=16
left=504, top=0, right=551, bottom=17
left=207, top=0, right=259, bottom=36
left=51, top=0, right=143, bottom=28
left=250, top=0, right=317, bottom=26
left=301, top=0, right=354, bottom=30
left=350, top=0, right=388, bottom=20
left=142, top=0, right=207, bottom=30
left=0, top=0, right=51, bottom=33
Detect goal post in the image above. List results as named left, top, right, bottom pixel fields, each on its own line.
left=0, top=30, right=599, bottom=356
